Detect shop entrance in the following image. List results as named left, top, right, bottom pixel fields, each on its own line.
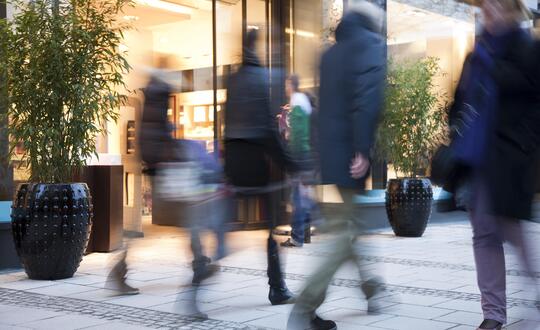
left=120, top=0, right=294, bottom=230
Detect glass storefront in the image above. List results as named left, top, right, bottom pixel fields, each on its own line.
left=114, top=0, right=477, bottom=226
left=3, top=0, right=480, bottom=231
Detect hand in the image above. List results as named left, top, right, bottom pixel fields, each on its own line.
left=350, top=153, right=370, bottom=179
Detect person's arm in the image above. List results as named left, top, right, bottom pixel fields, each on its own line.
left=490, top=38, right=538, bottom=94
left=496, top=41, right=540, bottom=155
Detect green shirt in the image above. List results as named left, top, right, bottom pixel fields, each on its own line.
left=289, top=105, right=311, bottom=156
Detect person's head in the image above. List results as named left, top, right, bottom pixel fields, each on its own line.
left=478, top=0, right=531, bottom=34
left=347, top=0, right=386, bottom=34
left=155, top=53, right=175, bottom=70
left=243, top=28, right=260, bottom=64
left=286, top=75, right=300, bottom=98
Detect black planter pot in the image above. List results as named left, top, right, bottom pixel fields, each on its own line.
left=11, top=183, right=93, bottom=280
left=385, top=178, right=433, bottom=237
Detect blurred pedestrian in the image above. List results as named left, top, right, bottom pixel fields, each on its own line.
left=281, top=74, right=315, bottom=248
left=224, top=28, right=297, bottom=306
left=105, top=56, right=180, bottom=296
left=115, top=55, right=226, bottom=310
left=446, top=1, right=540, bottom=329
left=287, top=1, right=387, bottom=329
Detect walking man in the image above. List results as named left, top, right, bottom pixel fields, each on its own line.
left=287, top=1, right=386, bottom=329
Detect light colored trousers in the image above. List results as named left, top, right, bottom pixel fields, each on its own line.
left=293, top=187, right=375, bottom=314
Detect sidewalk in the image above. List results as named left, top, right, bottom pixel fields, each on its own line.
left=0, top=213, right=539, bottom=330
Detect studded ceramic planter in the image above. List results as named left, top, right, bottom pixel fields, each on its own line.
left=385, top=178, right=433, bottom=237
left=11, top=183, right=93, bottom=280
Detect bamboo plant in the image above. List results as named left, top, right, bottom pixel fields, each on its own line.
left=2, top=0, right=132, bottom=183
left=376, top=57, right=448, bottom=178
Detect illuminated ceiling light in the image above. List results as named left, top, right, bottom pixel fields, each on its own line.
left=247, top=25, right=260, bottom=30
left=135, top=0, right=193, bottom=15
left=123, top=15, right=140, bottom=21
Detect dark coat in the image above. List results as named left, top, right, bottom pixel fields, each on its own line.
left=139, top=75, right=174, bottom=167
left=318, top=12, right=386, bottom=189
left=452, top=34, right=540, bottom=220
left=224, top=52, right=277, bottom=140
left=224, top=51, right=295, bottom=187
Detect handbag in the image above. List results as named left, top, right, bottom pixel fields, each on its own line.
left=430, top=145, right=457, bottom=186
left=431, top=102, right=479, bottom=187
left=155, top=162, right=219, bottom=203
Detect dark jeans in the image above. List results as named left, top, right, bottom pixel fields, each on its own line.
left=261, top=191, right=287, bottom=288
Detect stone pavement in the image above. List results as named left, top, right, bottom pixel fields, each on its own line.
left=1, top=213, right=539, bottom=330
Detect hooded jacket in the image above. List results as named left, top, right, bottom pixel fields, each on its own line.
left=140, top=72, right=174, bottom=167
left=318, top=8, right=386, bottom=189
left=224, top=46, right=276, bottom=140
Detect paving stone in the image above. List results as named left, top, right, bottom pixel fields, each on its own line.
left=320, top=308, right=395, bottom=325
left=106, top=293, right=177, bottom=308
left=371, top=316, right=457, bottom=330
left=209, top=307, right=276, bottom=323
left=505, top=320, right=540, bottom=330
left=22, top=315, right=108, bottom=330
left=1, top=220, right=539, bottom=329
left=434, top=311, right=484, bottom=327
left=0, top=307, right=62, bottom=325
left=28, top=283, right=97, bottom=296
left=377, top=303, right=455, bottom=320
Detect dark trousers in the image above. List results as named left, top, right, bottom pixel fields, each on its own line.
left=225, top=138, right=289, bottom=289
left=239, top=191, right=286, bottom=288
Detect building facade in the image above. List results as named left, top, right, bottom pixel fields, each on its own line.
left=4, top=0, right=538, bottom=234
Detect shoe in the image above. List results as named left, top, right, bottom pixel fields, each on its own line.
left=281, top=238, right=303, bottom=248
left=190, top=310, right=208, bottom=320
left=310, top=315, right=337, bottom=330
left=192, top=260, right=219, bottom=285
left=269, top=286, right=296, bottom=305
left=106, top=255, right=139, bottom=296
left=287, top=313, right=336, bottom=330
left=304, top=226, right=311, bottom=244
left=477, top=319, right=502, bottom=330
left=107, top=279, right=140, bottom=296
left=361, top=277, right=385, bottom=314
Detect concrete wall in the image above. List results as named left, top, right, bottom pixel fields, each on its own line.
left=395, top=0, right=474, bottom=23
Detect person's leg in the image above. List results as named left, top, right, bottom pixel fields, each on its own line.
left=286, top=183, right=305, bottom=246
left=288, top=187, right=356, bottom=328
left=265, top=190, right=295, bottom=304
left=106, top=239, right=139, bottom=295
left=502, top=219, right=539, bottom=299
left=301, top=185, right=313, bottom=243
left=189, top=204, right=216, bottom=285
left=344, top=192, right=385, bottom=312
left=470, top=192, right=507, bottom=325
left=206, top=193, right=229, bottom=261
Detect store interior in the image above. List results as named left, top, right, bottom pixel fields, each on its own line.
left=92, top=0, right=477, bottom=224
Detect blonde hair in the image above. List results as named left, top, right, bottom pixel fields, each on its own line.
left=496, top=0, right=532, bottom=20
left=464, top=0, right=532, bottom=20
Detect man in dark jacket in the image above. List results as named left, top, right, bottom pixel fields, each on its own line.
left=224, top=29, right=297, bottom=306
left=287, top=1, right=386, bottom=329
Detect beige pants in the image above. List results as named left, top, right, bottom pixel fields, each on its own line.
left=293, top=187, right=375, bottom=314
